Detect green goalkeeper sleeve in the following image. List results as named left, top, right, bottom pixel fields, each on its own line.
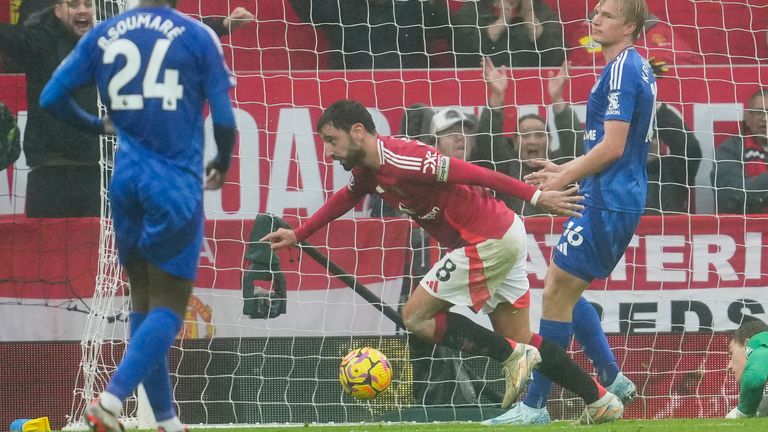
left=739, top=332, right=768, bottom=416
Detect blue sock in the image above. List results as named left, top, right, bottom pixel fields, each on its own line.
left=106, top=307, right=182, bottom=409
left=572, top=297, right=619, bottom=386
left=129, top=311, right=177, bottom=421
left=523, top=319, right=573, bottom=409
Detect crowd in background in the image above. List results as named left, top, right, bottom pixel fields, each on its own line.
left=0, top=0, right=767, bottom=216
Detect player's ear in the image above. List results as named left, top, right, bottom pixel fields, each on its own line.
left=350, top=123, right=365, bottom=140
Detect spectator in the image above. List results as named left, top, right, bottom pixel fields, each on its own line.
left=0, top=0, right=101, bottom=218
left=713, top=88, right=768, bottom=214
left=290, top=0, right=448, bottom=70
left=0, top=101, right=21, bottom=171
left=566, top=11, right=703, bottom=67
left=645, top=103, right=701, bottom=214
left=451, top=0, right=565, bottom=68
left=468, top=59, right=582, bottom=216
left=544, top=61, right=701, bottom=215
left=0, top=1, right=252, bottom=218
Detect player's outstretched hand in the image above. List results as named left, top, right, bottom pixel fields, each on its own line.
left=260, top=228, right=298, bottom=251
left=205, top=161, right=227, bottom=190
left=225, top=7, right=255, bottom=32
left=535, top=186, right=584, bottom=217
left=523, top=159, right=561, bottom=188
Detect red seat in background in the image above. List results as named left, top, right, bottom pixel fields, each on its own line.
left=176, top=0, right=330, bottom=72
left=544, top=0, right=768, bottom=64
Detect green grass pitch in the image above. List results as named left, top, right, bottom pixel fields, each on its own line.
left=107, top=418, right=768, bottom=432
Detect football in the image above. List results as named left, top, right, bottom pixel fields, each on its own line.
left=338, top=347, right=392, bottom=399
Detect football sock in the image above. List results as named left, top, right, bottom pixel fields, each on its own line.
left=130, top=311, right=177, bottom=421
left=106, top=307, right=182, bottom=402
left=537, top=337, right=602, bottom=405
left=573, top=297, right=620, bottom=386
left=523, top=319, right=572, bottom=408
left=433, top=311, right=515, bottom=362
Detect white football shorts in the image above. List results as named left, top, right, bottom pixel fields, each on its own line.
left=419, top=215, right=530, bottom=314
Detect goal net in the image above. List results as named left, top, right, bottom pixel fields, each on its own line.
left=0, top=0, right=765, bottom=429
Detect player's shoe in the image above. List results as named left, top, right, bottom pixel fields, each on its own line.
left=157, top=427, right=188, bottom=432
left=500, top=343, right=541, bottom=409
left=482, top=402, right=551, bottom=425
left=84, top=399, right=125, bottom=432
left=579, top=392, right=624, bottom=425
left=606, top=372, right=637, bottom=404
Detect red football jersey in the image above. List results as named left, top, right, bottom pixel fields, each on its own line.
left=347, top=136, right=518, bottom=250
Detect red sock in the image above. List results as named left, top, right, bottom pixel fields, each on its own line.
left=505, top=338, right=518, bottom=350
left=529, top=332, right=543, bottom=349
left=593, top=377, right=608, bottom=399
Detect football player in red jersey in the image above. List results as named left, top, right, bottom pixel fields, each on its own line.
left=262, top=99, right=621, bottom=417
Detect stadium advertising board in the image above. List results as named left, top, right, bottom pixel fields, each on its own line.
left=1, top=68, right=768, bottom=341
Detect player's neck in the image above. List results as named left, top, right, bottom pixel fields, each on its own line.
left=359, top=134, right=382, bottom=171
left=601, top=41, right=633, bottom=64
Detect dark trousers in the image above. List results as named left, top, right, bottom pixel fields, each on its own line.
left=26, top=164, right=101, bottom=218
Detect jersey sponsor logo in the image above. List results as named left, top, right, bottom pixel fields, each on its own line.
left=422, top=150, right=438, bottom=175
left=584, top=129, right=597, bottom=141
left=436, top=156, right=450, bottom=182
left=607, top=91, right=621, bottom=116
left=418, top=206, right=441, bottom=221
left=557, top=220, right=584, bottom=255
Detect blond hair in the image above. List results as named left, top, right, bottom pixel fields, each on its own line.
left=598, top=0, right=648, bottom=41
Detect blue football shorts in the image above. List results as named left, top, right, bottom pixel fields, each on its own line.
left=552, top=206, right=641, bottom=282
left=111, top=153, right=204, bottom=281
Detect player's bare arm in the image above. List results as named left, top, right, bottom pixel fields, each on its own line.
left=261, top=228, right=298, bottom=251
left=525, top=120, right=629, bottom=191
left=535, top=186, right=585, bottom=217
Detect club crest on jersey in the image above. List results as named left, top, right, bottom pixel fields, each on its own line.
left=607, top=91, right=621, bottom=116
left=422, top=151, right=438, bottom=175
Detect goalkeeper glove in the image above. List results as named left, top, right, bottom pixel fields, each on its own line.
left=649, top=56, right=669, bottom=79
left=725, top=407, right=748, bottom=419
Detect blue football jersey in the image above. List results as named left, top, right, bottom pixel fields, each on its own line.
left=582, top=47, right=657, bottom=213
left=49, top=6, right=235, bottom=175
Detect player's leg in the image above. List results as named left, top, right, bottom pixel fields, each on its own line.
left=484, top=240, right=611, bottom=425
left=88, top=157, right=200, bottom=432
left=572, top=297, right=635, bottom=403
left=402, top=228, right=539, bottom=408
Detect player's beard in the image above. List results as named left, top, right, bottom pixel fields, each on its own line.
left=339, top=143, right=365, bottom=171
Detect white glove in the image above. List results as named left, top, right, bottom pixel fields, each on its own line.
left=725, top=407, right=748, bottom=419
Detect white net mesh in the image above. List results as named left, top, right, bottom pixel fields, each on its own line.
left=0, top=0, right=758, bottom=428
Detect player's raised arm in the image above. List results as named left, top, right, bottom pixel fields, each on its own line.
left=442, top=156, right=584, bottom=217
